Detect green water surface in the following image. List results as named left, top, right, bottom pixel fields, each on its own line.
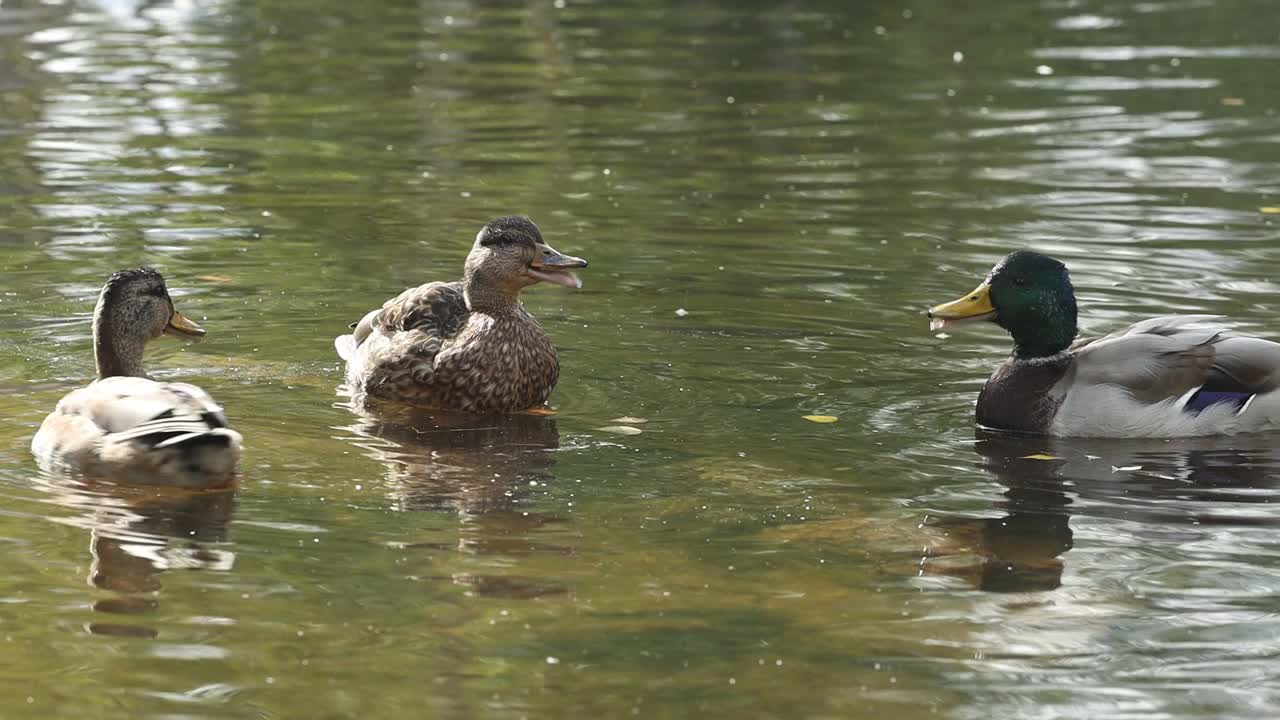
left=2, top=0, right=1280, bottom=718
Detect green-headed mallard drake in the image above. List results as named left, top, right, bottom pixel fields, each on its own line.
left=31, top=268, right=243, bottom=487
left=334, top=216, right=588, bottom=413
left=928, top=250, right=1280, bottom=437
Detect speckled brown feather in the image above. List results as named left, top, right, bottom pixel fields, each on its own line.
left=336, top=216, right=583, bottom=414
left=339, top=283, right=561, bottom=413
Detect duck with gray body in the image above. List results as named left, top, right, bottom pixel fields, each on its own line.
left=31, top=268, right=243, bottom=487
left=335, top=216, right=588, bottom=413
left=928, top=250, right=1280, bottom=438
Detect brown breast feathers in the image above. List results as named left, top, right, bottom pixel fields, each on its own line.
left=975, top=356, right=1072, bottom=435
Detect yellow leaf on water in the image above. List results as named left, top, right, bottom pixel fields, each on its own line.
left=1221, top=97, right=1246, bottom=107
left=610, top=416, right=648, bottom=424
left=802, top=415, right=839, bottom=423
left=596, top=425, right=643, bottom=435
left=197, top=274, right=233, bottom=283
left=1020, top=453, right=1059, bottom=460
left=1261, top=207, right=1280, bottom=214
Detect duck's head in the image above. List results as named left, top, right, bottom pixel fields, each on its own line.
left=927, top=250, right=1078, bottom=358
left=463, top=216, right=588, bottom=307
left=95, top=267, right=205, bottom=377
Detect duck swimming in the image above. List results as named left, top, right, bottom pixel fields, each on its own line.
left=335, top=216, right=588, bottom=413
left=31, top=268, right=243, bottom=487
left=928, top=250, right=1280, bottom=437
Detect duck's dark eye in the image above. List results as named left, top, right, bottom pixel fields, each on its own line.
left=145, top=285, right=167, bottom=297
left=1013, top=276, right=1027, bottom=287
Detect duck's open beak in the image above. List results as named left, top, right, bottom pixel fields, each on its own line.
left=529, top=244, right=588, bottom=289
left=928, top=281, right=995, bottom=332
left=164, top=310, right=207, bottom=340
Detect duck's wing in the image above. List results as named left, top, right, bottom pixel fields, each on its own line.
left=334, top=282, right=469, bottom=390
left=1069, top=315, right=1280, bottom=401
left=372, top=281, right=469, bottom=339
left=1202, top=336, right=1280, bottom=395
left=1051, top=315, right=1280, bottom=436
left=1069, top=315, right=1225, bottom=402
left=336, top=282, right=468, bottom=360
left=61, top=377, right=232, bottom=440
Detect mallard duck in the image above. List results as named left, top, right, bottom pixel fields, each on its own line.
left=927, top=250, right=1280, bottom=437
left=31, top=268, right=243, bottom=487
left=335, top=216, right=588, bottom=412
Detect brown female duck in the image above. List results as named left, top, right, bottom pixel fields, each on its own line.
left=334, top=216, right=588, bottom=412
left=31, top=268, right=243, bottom=487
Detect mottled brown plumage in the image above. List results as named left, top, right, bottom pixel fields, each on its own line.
left=335, top=216, right=588, bottom=413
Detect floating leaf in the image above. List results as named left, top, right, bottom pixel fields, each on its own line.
left=596, top=425, right=643, bottom=435
left=1261, top=207, right=1280, bottom=214
left=1020, top=453, right=1059, bottom=460
left=802, top=415, right=839, bottom=423
left=524, top=407, right=558, bottom=416
left=610, top=416, right=647, bottom=424
left=198, top=274, right=233, bottom=283
left=1221, top=97, right=1246, bottom=106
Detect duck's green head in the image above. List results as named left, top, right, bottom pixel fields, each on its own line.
left=928, top=250, right=1078, bottom=358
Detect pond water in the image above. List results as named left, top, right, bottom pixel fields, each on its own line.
left=2, top=0, right=1280, bottom=717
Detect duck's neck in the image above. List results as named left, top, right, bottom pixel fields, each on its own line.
left=1002, top=292, right=1078, bottom=360
left=93, top=304, right=146, bottom=378
left=1009, top=317, right=1076, bottom=360
left=464, top=283, right=521, bottom=316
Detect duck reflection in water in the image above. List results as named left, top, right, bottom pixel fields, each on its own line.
left=337, top=402, right=571, bottom=598
left=923, top=430, right=1280, bottom=592
left=38, top=478, right=236, bottom=638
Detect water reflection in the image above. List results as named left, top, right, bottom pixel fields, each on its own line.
left=924, top=431, right=1280, bottom=592
left=338, top=402, right=560, bottom=513
left=337, top=404, right=570, bottom=598
left=37, top=478, right=236, bottom=638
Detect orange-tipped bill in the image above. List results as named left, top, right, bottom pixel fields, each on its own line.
left=164, top=310, right=207, bottom=340
left=529, top=244, right=588, bottom=289
left=928, top=281, right=994, bottom=333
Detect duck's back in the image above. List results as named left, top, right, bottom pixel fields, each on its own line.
left=335, top=281, right=561, bottom=412
left=336, top=281, right=472, bottom=405
left=32, top=375, right=242, bottom=487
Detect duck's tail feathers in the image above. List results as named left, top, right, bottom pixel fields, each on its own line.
left=152, top=427, right=240, bottom=450
left=335, top=334, right=356, bottom=361
left=111, top=413, right=236, bottom=449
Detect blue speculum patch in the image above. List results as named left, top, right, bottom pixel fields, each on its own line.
left=1184, top=389, right=1253, bottom=415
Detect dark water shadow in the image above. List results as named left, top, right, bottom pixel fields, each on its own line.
left=336, top=402, right=571, bottom=599
left=34, top=476, right=237, bottom=638
left=923, top=430, right=1280, bottom=592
